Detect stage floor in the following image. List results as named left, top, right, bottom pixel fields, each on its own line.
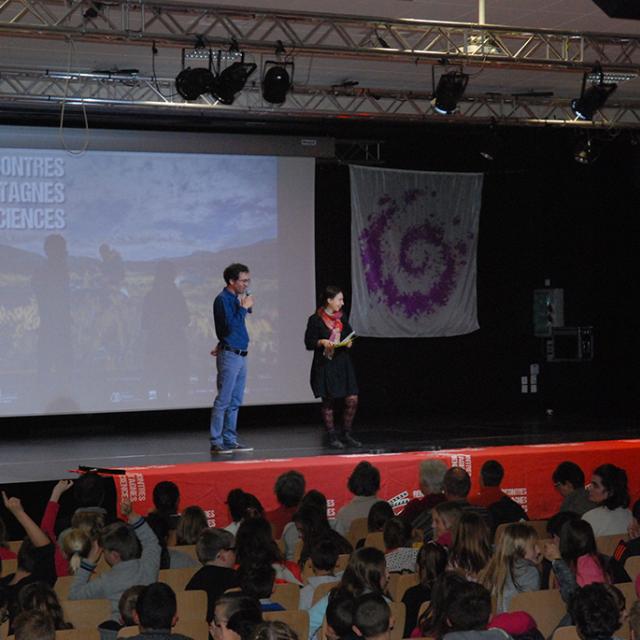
left=2, top=411, right=639, bottom=484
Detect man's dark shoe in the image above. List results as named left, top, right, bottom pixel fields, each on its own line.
left=226, top=442, right=254, bottom=452
left=210, top=444, right=233, bottom=454
left=342, top=432, right=362, bottom=448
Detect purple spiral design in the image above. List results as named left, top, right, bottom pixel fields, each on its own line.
left=359, top=189, right=471, bottom=318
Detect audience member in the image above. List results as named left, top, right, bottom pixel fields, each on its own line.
left=151, top=480, right=181, bottom=530
left=383, top=518, right=418, bottom=573
left=473, top=460, right=528, bottom=533
left=543, top=519, right=608, bottom=604
left=175, top=505, right=208, bottom=545
left=17, top=582, right=72, bottom=631
left=487, top=612, right=544, bottom=640
left=352, top=593, right=392, bottom=640
left=235, top=516, right=302, bottom=585
left=252, top=620, right=300, bottom=640
left=402, top=541, right=447, bottom=637
left=610, top=498, right=640, bottom=582
left=299, top=538, right=341, bottom=610
left=308, top=547, right=389, bottom=640
left=146, top=511, right=197, bottom=570
left=569, top=583, right=623, bottom=640
left=582, top=464, right=632, bottom=536
left=186, top=527, right=239, bottom=621
left=128, top=582, right=193, bottom=640
left=224, top=489, right=259, bottom=536
left=629, top=600, right=640, bottom=640
left=266, top=471, right=306, bottom=538
left=326, top=591, right=357, bottom=640
left=0, top=492, right=57, bottom=627
left=294, top=504, right=352, bottom=569
left=335, top=462, right=381, bottom=536
left=441, top=581, right=508, bottom=640
left=240, top=564, right=284, bottom=612
left=211, top=593, right=263, bottom=640
left=69, top=471, right=111, bottom=526
left=552, top=462, right=595, bottom=516
left=119, top=584, right=146, bottom=626
left=432, top=501, right=464, bottom=547
left=13, top=610, right=55, bottom=640
left=365, top=501, right=394, bottom=542
left=417, top=571, right=469, bottom=639
left=442, top=467, right=492, bottom=532
left=480, top=522, right=541, bottom=613
left=282, top=490, right=329, bottom=560
left=68, top=498, right=161, bottom=620
left=399, top=460, right=447, bottom=530
left=447, top=512, right=492, bottom=581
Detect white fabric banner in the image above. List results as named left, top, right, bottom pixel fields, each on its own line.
left=350, top=166, right=483, bottom=337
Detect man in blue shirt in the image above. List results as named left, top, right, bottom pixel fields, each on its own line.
left=209, top=263, right=254, bottom=454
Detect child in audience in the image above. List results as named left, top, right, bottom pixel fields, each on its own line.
left=13, top=610, right=55, bottom=640
left=239, top=565, right=285, bottom=612
left=480, top=523, right=541, bottom=612
left=383, top=517, right=418, bottom=573
left=146, top=511, right=197, bottom=570
left=402, top=541, right=447, bottom=637
left=416, top=571, right=468, bottom=639
left=628, top=600, right=640, bottom=640
left=211, top=593, right=263, bottom=640
left=308, top=547, right=390, bottom=640
left=569, top=583, right=623, bottom=640
left=119, top=584, right=146, bottom=627
left=68, top=498, right=161, bottom=621
left=151, top=480, right=181, bottom=531
left=130, top=582, right=192, bottom=640
left=186, top=527, right=239, bottom=622
left=431, top=502, right=463, bottom=548
left=352, top=593, right=392, bottom=640
left=0, top=492, right=57, bottom=628
left=175, top=505, right=208, bottom=545
left=447, top=512, right=492, bottom=581
left=355, top=501, right=394, bottom=548
left=282, top=490, right=327, bottom=560
left=543, top=518, right=608, bottom=603
left=295, top=505, right=352, bottom=570
left=326, top=591, right=357, bottom=640
left=17, top=582, right=72, bottom=631
left=299, top=538, right=341, bottom=610
left=253, top=620, right=301, bottom=640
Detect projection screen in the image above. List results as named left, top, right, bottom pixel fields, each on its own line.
left=0, top=126, right=324, bottom=416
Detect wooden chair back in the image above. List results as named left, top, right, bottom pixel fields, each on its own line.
left=595, top=534, right=626, bottom=557
left=7, top=540, right=22, bottom=554
left=175, top=589, right=208, bottom=622
left=1, top=558, right=17, bottom=576
left=159, top=566, right=199, bottom=593
left=508, top=589, right=565, bottom=640
left=417, top=600, right=430, bottom=620
left=56, top=629, right=101, bottom=639
left=54, top=575, right=75, bottom=601
left=272, top=582, right=301, bottom=610
left=387, top=572, right=419, bottom=602
left=264, top=610, right=309, bottom=640
left=389, top=601, right=406, bottom=640
left=347, top=518, right=368, bottom=547
left=624, top=555, right=640, bottom=581
left=363, top=532, right=385, bottom=552
left=311, top=580, right=340, bottom=606
left=61, top=598, right=111, bottom=629
left=551, top=626, right=580, bottom=640
left=168, top=544, right=199, bottom=563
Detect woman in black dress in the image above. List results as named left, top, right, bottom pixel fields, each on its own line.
left=304, top=286, right=361, bottom=449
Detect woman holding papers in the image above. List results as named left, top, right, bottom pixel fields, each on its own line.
left=304, top=285, right=361, bottom=450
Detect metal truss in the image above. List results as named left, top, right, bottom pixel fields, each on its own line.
left=2, top=67, right=640, bottom=127
left=2, top=0, right=640, bottom=73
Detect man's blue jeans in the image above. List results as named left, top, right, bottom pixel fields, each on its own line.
left=209, top=349, right=247, bottom=447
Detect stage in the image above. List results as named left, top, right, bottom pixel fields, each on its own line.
left=2, top=412, right=640, bottom=531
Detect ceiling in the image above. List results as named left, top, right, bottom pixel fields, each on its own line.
left=2, top=0, right=640, bottom=124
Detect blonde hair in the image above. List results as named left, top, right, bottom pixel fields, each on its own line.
left=480, top=523, right=538, bottom=605
left=448, top=512, right=491, bottom=579
left=61, top=528, right=92, bottom=573
left=71, top=510, right=105, bottom=540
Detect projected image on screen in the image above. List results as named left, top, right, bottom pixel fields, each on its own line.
left=0, top=147, right=313, bottom=416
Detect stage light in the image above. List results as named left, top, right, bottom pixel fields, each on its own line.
left=433, top=70, right=469, bottom=115
left=574, top=136, right=599, bottom=164
left=571, top=66, right=617, bottom=121
left=175, top=67, right=215, bottom=101
left=211, top=61, right=257, bottom=105
left=262, top=61, right=293, bottom=104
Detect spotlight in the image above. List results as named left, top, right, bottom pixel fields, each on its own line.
left=262, top=61, right=293, bottom=104
left=433, top=70, right=469, bottom=115
left=175, top=67, right=215, bottom=101
left=571, top=65, right=617, bottom=121
left=211, top=61, right=257, bottom=105
left=574, top=136, right=599, bottom=164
